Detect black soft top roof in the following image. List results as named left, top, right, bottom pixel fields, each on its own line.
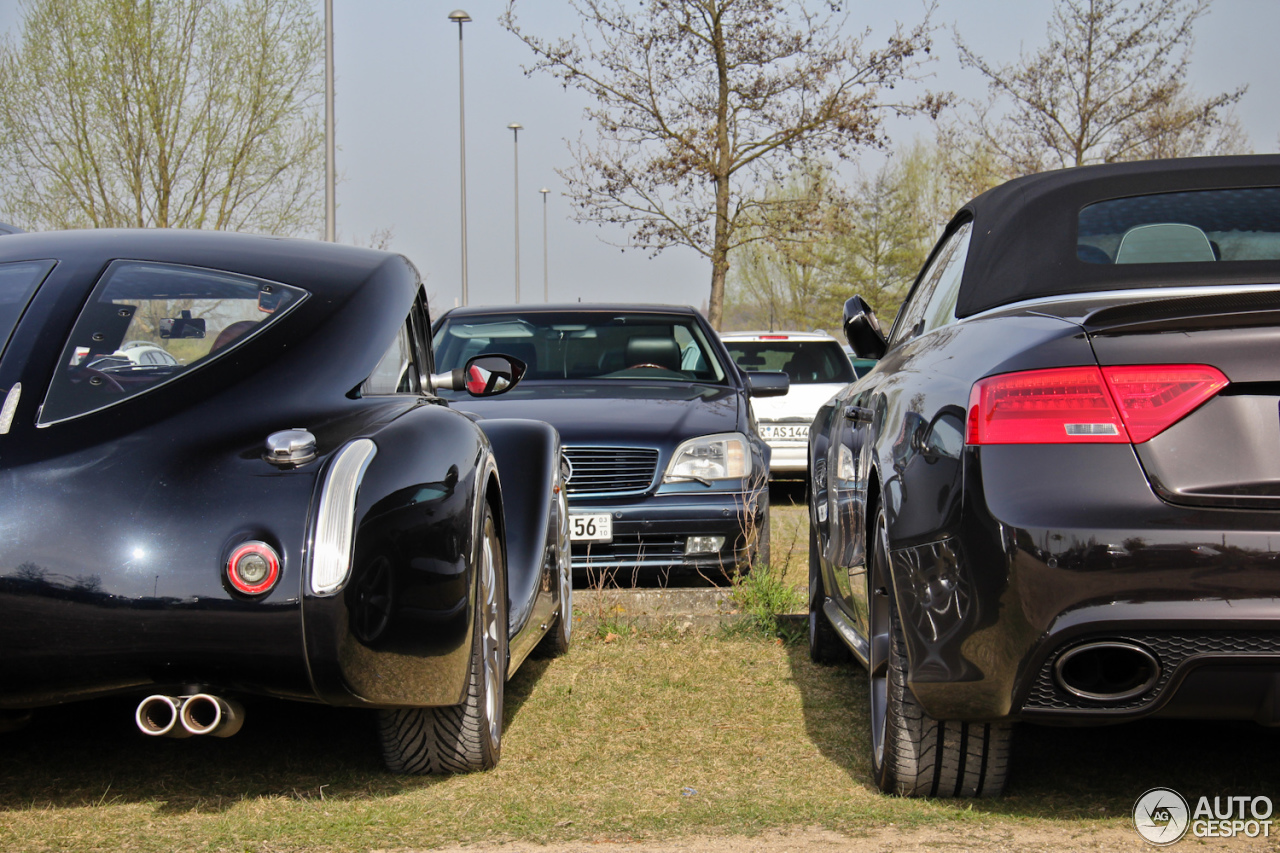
left=955, top=154, right=1280, bottom=317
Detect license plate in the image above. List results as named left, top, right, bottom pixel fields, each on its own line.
left=570, top=513, right=613, bottom=542
left=759, top=423, right=809, bottom=441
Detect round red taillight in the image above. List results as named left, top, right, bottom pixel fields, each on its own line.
left=227, top=541, right=280, bottom=595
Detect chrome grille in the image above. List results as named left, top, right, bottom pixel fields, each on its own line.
left=563, top=446, right=659, bottom=495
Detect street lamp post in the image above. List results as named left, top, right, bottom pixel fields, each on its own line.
left=449, top=10, right=471, bottom=305
left=508, top=122, right=522, bottom=303
left=540, top=187, right=549, bottom=302
left=324, top=0, right=335, bottom=242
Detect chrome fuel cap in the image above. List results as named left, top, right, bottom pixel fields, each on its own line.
left=264, top=428, right=316, bottom=466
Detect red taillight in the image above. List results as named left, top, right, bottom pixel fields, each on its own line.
left=966, top=364, right=1227, bottom=445
left=227, top=541, right=280, bottom=595
left=1100, top=364, right=1229, bottom=443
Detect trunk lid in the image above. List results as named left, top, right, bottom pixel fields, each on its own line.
left=1085, top=289, right=1280, bottom=509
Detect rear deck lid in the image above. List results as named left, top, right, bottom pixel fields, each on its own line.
left=1087, top=289, right=1280, bottom=508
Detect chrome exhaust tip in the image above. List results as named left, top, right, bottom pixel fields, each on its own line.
left=179, top=693, right=244, bottom=738
left=1054, top=641, right=1160, bottom=702
left=135, top=694, right=192, bottom=738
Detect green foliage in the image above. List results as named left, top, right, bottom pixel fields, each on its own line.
left=0, top=0, right=324, bottom=234
left=728, top=562, right=805, bottom=641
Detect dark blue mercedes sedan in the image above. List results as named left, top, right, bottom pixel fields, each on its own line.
left=432, top=305, right=787, bottom=583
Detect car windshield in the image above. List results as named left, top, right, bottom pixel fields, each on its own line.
left=1078, top=187, right=1280, bottom=264
left=432, top=311, right=727, bottom=385
left=39, top=260, right=307, bottom=425
left=724, top=340, right=854, bottom=385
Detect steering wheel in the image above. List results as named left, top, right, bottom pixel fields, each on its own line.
left=83, top=367, right=124, bottom=393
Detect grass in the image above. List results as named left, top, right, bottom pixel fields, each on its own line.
left=5, top=483, right=1278, bottom=850
left=4, top=633, right=1279, bottom=851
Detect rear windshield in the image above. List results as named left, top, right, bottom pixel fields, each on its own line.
left=432, top=312, right=727, bottom=385
left=724, top=340, right=854, bottom=385
left=39, top=261, right=307, bottom=425
left=0, top=260, right=55, bottom=358
left=1079, top=188, right=1280, bottom=264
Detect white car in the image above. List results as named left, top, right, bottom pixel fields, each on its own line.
left=721, top=331, right=855, bottom=477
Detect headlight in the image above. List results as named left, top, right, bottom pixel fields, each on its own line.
left=664, top=432, right=751, bottom=483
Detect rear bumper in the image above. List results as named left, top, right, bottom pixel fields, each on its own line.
left=567, top=487, right=765, bottom=576
left=765, top=442, right=807, bottom=474
left=891, top=444, right=1280, bottom=725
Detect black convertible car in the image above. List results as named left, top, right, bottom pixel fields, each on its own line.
left=809, top=155, right=1280, bottom=797
left=0, top=228, right=572, bottom=774
left=432, top=305, right=786, bottom=583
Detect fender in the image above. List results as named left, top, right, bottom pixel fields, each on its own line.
left=476, top=418, right=561, bottom=670
left=302, top=402, right=487, bottom=708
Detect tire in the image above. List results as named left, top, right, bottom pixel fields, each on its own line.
left=378, top=500, right=508, bottom=773
left=867, top=505, right=1011, bottom=798
left=808, top=518, right=848, bottom=664
left=535, top=486, right=572, bottom=658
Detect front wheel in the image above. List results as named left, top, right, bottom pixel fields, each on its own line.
left=535, top=486, right=572, bottom=658
left=378, top=500, right=508, bottom=773
left=867, top=505, right=1011, bottom=797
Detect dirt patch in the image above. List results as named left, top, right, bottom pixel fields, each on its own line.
left=414, top=823, right=1273, bottom=852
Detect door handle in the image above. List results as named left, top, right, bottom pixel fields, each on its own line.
left=844, top=405, right=873, bottom=425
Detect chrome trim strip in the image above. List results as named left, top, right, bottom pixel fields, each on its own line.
left=309, top=439, right=377, bottom=596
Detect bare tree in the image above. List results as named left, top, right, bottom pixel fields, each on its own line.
left=503, top=0, right=944, bottom=329
left=0, top=0, right=324, bottom=235
left=957, top=0, right=1246, bottom=173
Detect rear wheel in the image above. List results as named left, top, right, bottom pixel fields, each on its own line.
left=808, top=518, right=848, bottom=664
left=867, top=505, right=1011, bottom=797
left=379, top=501, right=508, bottom=773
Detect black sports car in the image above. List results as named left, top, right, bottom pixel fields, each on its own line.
left=808, top=155, right=1280, bottom=797
left=432, top=305, right=786, bottom=582
left=0, top=228, right=572, bottom=774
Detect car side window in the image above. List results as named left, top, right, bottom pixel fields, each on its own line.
left=38, top=260, right=307, bottom=426
left=890, top=220, right=973, bottom=346
left=918, top=221, right=973, bottom=336
left=363, top=320, right=421, bottom=396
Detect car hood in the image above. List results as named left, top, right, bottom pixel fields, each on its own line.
left=444, top=381, right=743, bottom=446
left=751, top=383, right=845, bottom=422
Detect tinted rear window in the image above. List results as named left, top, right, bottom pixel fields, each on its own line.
left=39, top=261, right=307, bottom=425
left=724, top=341, right=854, bottom=385
left=1079, top=188, right=1280, bottom=264
left=0, top=260, right=55, bottom=358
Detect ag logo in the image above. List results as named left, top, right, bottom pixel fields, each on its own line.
left=1134, top=787, right=1190, bottom=845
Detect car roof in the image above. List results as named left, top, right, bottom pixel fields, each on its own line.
left=950, top=154, right=1280, bottom=318
left=0, top=228, right=396, bottom=302
left=440, top=303, right=702, bottom=319
left=720, top=331, right=838, bottom=342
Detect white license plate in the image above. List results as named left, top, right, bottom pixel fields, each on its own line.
left=759, top=423, right=809, bottom=441
left=570, top=513, right=613, bottom=542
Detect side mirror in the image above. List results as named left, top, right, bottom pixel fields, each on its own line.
left=746, top=370, right=789, bottom=398
left=432, top=353, right=527, bottom=397
left=843, top=296, right=886, bottom=360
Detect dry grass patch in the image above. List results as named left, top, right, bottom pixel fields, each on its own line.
left=5, top=633, right=1278, bottom=852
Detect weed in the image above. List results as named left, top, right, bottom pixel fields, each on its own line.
left=728, top=560, right=805, bottom=640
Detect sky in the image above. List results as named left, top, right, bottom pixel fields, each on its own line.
left=2, top=1, right=1278, bottom=313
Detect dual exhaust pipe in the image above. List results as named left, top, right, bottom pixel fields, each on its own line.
left=135, top=693, right=244, bottom=739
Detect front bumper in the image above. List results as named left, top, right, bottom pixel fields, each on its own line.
left=567, top=487, right=764, bottom=576
left=891, top=444, right=1280, bottom=725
